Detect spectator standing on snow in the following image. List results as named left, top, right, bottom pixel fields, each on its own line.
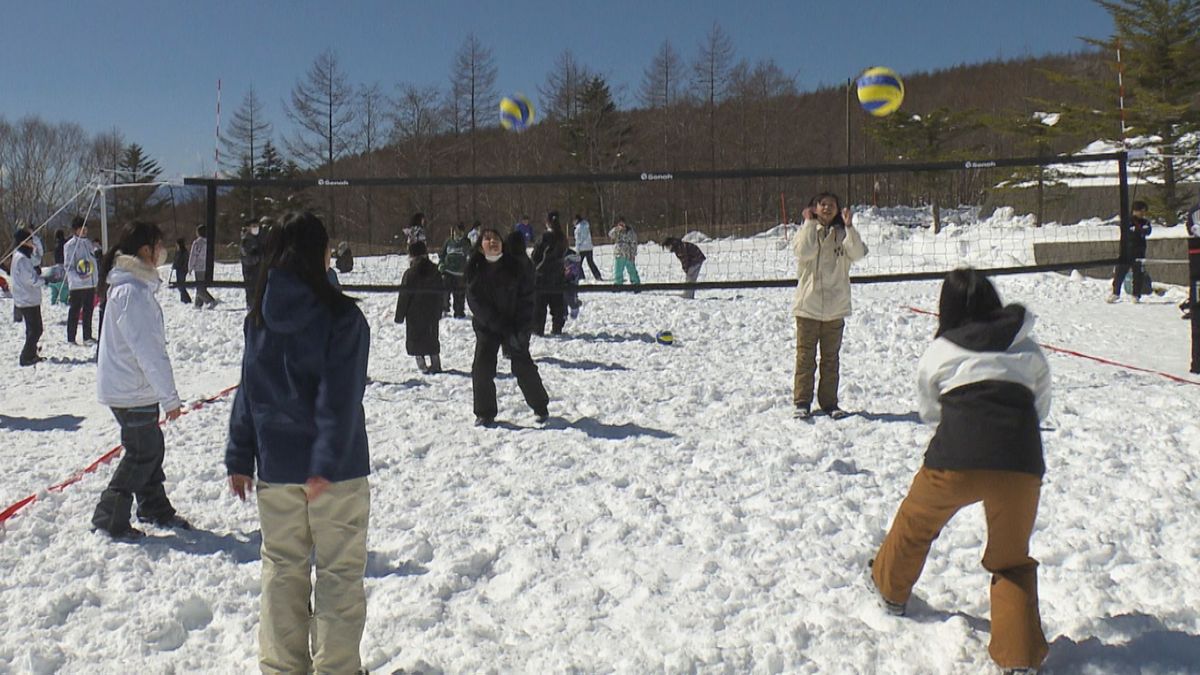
left=531, top=210, right=569, bottom=336
left=791, top=191, right=867, bottom=419
left=395, top=241, right=444, bottom=373
left=439, top=221, right=471, bottom=318
left=870, top=268, right=1051, bottom=675
left=10, top=228, right=46, bottom=366
left=466, top=220, right=480, bottom=246
left=188, top=225, right=218, bottom=308
left=91, top=221, right=190, bottom=539
left=563, top=248, right=583, bottom=319
left=404, top=211, right=428, bottom=247
left=226, top=210, right=371, bottom=675
left=1108, top=199, right=1152, bottom=303
left=609, top=217, right=641, bottom=285
left=465, top=228, right=550, bottom=427
left=572, top=214, right=603, bottom=280
left=514, top=214, right=534, bottom=247
left=64, top=217, right=99, bottom=344
left=172, top=238, right=192, bottom=304
left=661, top=236, right=707, bottom=299
left=241, top=218, right=265, bottom=305
left=334, top=241, right=354, bottom=274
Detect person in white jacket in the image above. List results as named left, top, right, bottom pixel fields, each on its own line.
left=791, top=192, right=867, bottom=418
left=187, top=224, right=218, bottom=308
left=63, top=216, right=99, bottom=343
left=870, top=268, right=1051, bottom=674
left=10, top=228, right=46, bottom=366
left=572, top=214, right=603, bottom=280
left=91, top=221, right=190, bottom=540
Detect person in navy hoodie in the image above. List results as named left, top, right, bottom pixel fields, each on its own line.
left=225, top=211, right=371, bottom=675
left=870, top=268, right=1051, bottom=675
left=1107, top=199, right=1152, bottom=303
left=91, top=221, right=188, bottom=538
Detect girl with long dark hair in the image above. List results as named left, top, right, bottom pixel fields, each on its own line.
left=531, top=210, right=568, bottom=335
left=226, top=211, right=371, bottom=674
left=871, top=268, right=1051, bottom=674
left=91, top=221, right=188, bottom=539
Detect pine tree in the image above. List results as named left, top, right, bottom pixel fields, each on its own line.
left=116, top=143, right=163, bottom=219
left=564, top=76, right=632, bottom=223
left=869, top=109, right=982, bottom=233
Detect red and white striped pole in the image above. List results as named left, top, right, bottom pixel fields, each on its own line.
left=214, top=78, right=222, bottom=177
left=1116, top=39, right=1128, bottom=144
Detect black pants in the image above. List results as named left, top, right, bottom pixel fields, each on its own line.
left=242, top=264, right=260, bottom=305
left=67, top=288, right=95, bottom=342
left=579, top=250, right=603, bottom=279
left=534, top=290, right=567, bottom=335
left=442, top=272, right=466, bottom=317
left=16, top=306, right=42, bottom=366
left=193, top=271, right=217, bottom=307
left=471, top=329, right=549, bottom=419
left=91, top=405, right=176, bottom=534
left=174, top=268, right=192, bottom=304
left=1112, top=261, right=1147, bottom=297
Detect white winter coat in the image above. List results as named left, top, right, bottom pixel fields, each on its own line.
left=791, top=219, right=867, bottom=321
left=10, top=249, right=45, bottom=308
left=97, top=255, right=182, bottom=411
left=63, top=235, right=98, bottom=290
left=574, top=220, right=594, bottom=252
left=188, top=237, right=207, bottom=276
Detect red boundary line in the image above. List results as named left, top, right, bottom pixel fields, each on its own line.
left=0, top=384, right=240, bottom=527
left=906, top=306, right=1200, bottom=386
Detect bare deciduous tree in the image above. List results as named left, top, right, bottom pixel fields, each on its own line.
left=691, top=22, right=735, bottom=224
left=540, top=50, right=591, bottom=122
left=448, top=33, right=498, bottom=218
left=640, top=40, right=685, bottom=109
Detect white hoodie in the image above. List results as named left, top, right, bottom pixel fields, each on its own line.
left=10, top=249, right=45, bottom=308
left=97, top=255, right=182, bottom=411
left=574, top=219, right=594, bottom=252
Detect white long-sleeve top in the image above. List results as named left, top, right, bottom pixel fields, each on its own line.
left=97, top=255, right=182, bottom=411
left=10, top=249, right=45, bottom=308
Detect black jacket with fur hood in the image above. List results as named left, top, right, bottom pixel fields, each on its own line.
left=917, top=305, right=1051, bottom=477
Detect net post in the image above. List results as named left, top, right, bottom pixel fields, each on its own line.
left=205, top=183, right=217, bottom=283
left=1189, top=205, right=1200, bottom=374
left=1117, top=152, right=1131, bottom=268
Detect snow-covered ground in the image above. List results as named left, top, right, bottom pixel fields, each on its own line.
left=2, top=217, right=1198, bottom=674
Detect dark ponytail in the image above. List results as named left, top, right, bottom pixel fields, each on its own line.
left=249, top=211, right=356, bottom=326
left=936, top=268, right=1003, bottom=337
left=97, top=221, right=163, bottom=300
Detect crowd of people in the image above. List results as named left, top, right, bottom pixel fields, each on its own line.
left=4, top=190, right=1125, bottom=674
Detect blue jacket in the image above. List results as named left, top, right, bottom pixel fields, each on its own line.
left=225, top=268, right=371, bottom=484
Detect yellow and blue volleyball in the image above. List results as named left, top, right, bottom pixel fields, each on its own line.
left=856, top=66, right=904, bottom=117
left=655, top=330, right=674, bottom=346
left=499, top=94, right=535, bottom=131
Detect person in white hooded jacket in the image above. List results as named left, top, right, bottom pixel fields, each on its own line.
left=791, top=191, right=867, bottom=418
left=870, top=268, right=1051, bottom=675
left=91, top=221, right=190, bottom=540
left=10, top=227, right=46, bottom=366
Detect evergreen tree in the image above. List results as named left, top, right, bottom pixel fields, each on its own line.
left=116, top=143, right=163, bottom=219
left=869, top=109, right=981, bottom=233
left=565, top=76, right=632, bottom=223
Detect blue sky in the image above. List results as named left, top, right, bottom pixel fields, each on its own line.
left=0, top=0, right=1114, bottom=178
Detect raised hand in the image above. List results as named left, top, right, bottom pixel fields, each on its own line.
left=842, top=208, right=854, bottom=228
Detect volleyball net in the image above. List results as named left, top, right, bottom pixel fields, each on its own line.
left=183, top=151, right=1141, bottom=291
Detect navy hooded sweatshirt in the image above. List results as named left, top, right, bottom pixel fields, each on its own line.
left=226, top=268, right=370, bottom=484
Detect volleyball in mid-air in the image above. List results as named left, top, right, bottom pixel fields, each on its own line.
left=655, top=330, right=674, bottom=346
left=856, top=66, right=904, bottom=117
left=499, top=94, right=535, bottom=131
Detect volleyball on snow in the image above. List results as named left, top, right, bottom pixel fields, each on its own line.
left=855, top=66, right=904, bottom=117
left=499, top=94, right=535, bottom=131
left=655, top=330, right=674, bottom=346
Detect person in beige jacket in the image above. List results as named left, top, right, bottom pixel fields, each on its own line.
left=792, top=192, right=867, bottom=418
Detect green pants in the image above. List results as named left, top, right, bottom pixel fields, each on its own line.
left=257, top=477, right=370, bottom=675
left=793, top=317, right=844, bottom=410
left=614, top=257, right=641, bottom=285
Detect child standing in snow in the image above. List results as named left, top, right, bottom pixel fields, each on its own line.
left=870, top=268, right=1051, bottom=675
left=188, top=225, right=218, bottom=308
left=563, top=248, right=583, bottom=319
left=608, top=218, right=641, bottom=285
left=10, top=228, right=46, bottom=366
left=1108, top=199, right=1152, bottom=303
left=395, top=241, right=444, bottom=373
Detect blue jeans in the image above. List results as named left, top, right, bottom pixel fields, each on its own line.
left=91, top=405, right=176, bottom=533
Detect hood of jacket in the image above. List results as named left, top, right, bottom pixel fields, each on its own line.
left=261, top=268, right=328, bottom=334
left=940, top=304, right=1032, bottom=353
left=108, top=254, right=161, bottom=291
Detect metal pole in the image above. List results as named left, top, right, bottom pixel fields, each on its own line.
left=206, top=183, right=217, bottom=284
left=845, top=78, right=852, bottom=203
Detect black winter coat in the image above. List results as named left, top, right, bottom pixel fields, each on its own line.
left=394, top=257, right=443, bottom=356
left=531, top=230, right=567, bottom=284
left=465, top=251, right=536, bottom=342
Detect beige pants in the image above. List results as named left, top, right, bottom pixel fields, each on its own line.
left=793, top=317, right=844, bottom=410
left=872, top=467, right=1048, bottom=669
left=257, top=477, right=370, bottom=675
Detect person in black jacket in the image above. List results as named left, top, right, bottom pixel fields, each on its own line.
left=531, top=210, right=568, bottom=335
left=870, top=268, right=1051, bottom=674
left=171, top=238, right=192, bottom=304
left=662, top=236, right=707, bottom=299
left=1108, top=200, right=1152, bottom=303
left=395, top=241, right=444, bottom=373
left=466, top=227, right=550, bottom=426
left=240, top=219, right=265, bottom=305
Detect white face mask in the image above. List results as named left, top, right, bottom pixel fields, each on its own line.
left=485, top=252, right=503, bottom=263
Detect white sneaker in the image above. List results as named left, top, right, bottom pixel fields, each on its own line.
left=1106, top=294, right=1120, bottom=304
